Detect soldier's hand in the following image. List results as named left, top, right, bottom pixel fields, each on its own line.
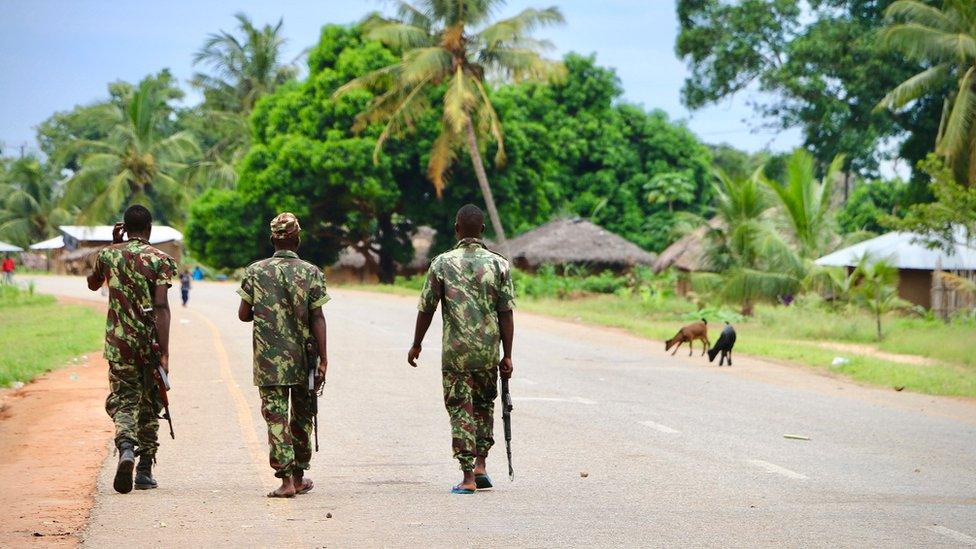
left=160, top=353, right=170, bottom=374
left=112, top=222, right=126, bottom=244
left=316, top=359, right=327, bottom=388
left=407, top=345, right=421, bottom=367
left=499, top=357, right=513, bottom=379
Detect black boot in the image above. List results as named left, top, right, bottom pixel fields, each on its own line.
left=114, top=442, right=135, bottom=494
left=134, top=454, right=157, bottom=490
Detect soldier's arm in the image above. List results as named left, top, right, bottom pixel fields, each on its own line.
left=310, top=307, right=328, bottom=372
left=154, top=284, right=171, bottom=371
left=86, top=253, right=104, bottom=291
left=409, top=261, right=441, bottom=367
left=498, top=311, right=514, bottom=378
left=408, top=311, right=434, bottom=367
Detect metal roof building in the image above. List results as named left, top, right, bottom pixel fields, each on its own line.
left=59, top=225, right=183, bottom=248
left=815, top=231, right=976, bottom=271
left=0, top=241, right=23, bottom=253
left=815, top=231, right=976, bottom=310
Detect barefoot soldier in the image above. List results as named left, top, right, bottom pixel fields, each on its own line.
left=408, top=204, right=516, bottom=494
left=86, top=205, right=177, bottom=494
left=237, top=213, right=329, bottom=498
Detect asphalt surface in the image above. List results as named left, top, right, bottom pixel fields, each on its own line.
left=25, top=275, right=976, bottom=548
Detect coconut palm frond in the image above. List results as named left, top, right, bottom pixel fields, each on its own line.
left=936, top=67, right=976, bottom=159
left=427, top=128, right=460, bottom=196
left=883, top=23, right=976, bottom=62
left=401, top=47, right=453, bottom=84
left=477, top=7, right=565, bottom=50
left=885, top=1, right=961, bottom=32
left=875, top=63, right=951, bottom=111
left=364, top=21, right=435, bottom=49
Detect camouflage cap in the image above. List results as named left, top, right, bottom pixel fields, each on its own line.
left=270, top=212, right=301, bottom=238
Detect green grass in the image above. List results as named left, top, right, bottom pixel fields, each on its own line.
left=340, top=282, right=976, bottom=398
left=0, top=285, right=104, bottom=387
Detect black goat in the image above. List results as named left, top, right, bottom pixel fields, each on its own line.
left=707, top=322, right=736, bottom=366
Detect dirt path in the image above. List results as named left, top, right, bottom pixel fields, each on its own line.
left=0, top=353, right=112, bottom=547
left=802, top=340, right=942, bottom=366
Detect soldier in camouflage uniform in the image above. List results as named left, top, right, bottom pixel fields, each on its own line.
left=86, top=205, right=176, bottom=494
left=238, top=212, right=330, bottom=498
left=409, top=204, right=516, bottom=494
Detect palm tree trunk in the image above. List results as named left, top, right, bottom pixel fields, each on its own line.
left=464, top=119, right=508, bottom=256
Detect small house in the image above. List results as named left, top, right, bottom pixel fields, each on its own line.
left=815, top=230, right=976, bottom=313
left=36, top=226, right=184, bottom=274
left=652, top=218, right=723, bottom=295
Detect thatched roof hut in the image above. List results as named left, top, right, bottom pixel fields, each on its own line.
left=507, top=218, right=656, bottom=271
left=652, top=218, right=723, bottom=274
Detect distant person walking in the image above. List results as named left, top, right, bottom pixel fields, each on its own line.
left=192, top=265, right=204, bottom=280
left=180, top=269, right=191, bottom=306
left=408, top=204, right=516, bottom=494
left=2, top=255, right=14, bottom=284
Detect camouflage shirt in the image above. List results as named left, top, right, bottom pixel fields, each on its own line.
left=95, top=238, right=177, bottom=364
left=418, top=238, right=516, bottom=370
left=237, top=250, right=330, bottom=386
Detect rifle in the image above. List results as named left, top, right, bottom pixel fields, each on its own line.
left=500, top=376, right=514, bottom=481
left=306, top=339, right=323, bottom=452
left=149, top=341, right=175, bottom=439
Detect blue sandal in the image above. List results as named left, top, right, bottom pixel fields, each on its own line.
left=451, top=484, right=476, bottom=494
left=475, top=474, right=493, bottom=489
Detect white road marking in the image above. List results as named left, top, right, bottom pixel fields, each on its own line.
left=924, top=525, right=976, bottom=546
left=640, top=421, right=680, bottom=434
left=516, top=396, right=597, bottom=404
left=746, top=459, right=808, bottom=480
left=513, top=377, right=538, bottom=386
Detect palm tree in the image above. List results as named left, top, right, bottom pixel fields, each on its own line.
left=64, top=79, right=200, bottom=224
left=0, top=156, right=70, bottom=247
left=759, top=149, right=843, bottom=258
left=191, top=12, right=299, bottom=114
left=707, top=170, right=805, bottom=315
left=191, top=13, right=299, bottom=184
left=876, top=0, right=976, bottom=184
left=851, top=255, right=909, bottom=339
left=335, top=0, right=566, bottom=251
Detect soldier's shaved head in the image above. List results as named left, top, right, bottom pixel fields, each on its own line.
left=124, top=205, right=152, bottom=235
left=455, top=204, right=485, bottom=238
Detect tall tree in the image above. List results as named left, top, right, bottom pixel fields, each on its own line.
left=191, top=12, right=299, bottom=114
left=876, top=0, right=976, bottom=185
left=0, top=156, right=70, bottom=247
left=190, top=13, right=300, bottom=183
left=675, top=0, right=940, bottom=183
left=187, top=25, right=423, bottom=280
left=336, top=0, right=566, bottom=251
left=64, top=75, right=200, bottom=225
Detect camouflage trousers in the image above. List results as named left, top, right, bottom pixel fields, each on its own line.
left=105, top=362, right=160, bottom=456
left=258, top=385, right=314, bottom=479
left=442, top=367, right=498, bottom=471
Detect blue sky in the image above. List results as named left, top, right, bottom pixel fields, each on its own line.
left=0, top=0, right=801, bottom=156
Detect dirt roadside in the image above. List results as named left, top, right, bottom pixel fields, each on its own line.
left=0, top=296, right=111, bottom=547
left=0, top=353, right=111, bottom=547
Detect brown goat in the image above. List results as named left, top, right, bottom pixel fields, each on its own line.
left=665, top=319, right=709, bottom=356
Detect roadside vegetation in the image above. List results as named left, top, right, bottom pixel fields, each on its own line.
left=346, top=266, right=976, bottom=398
left=0, top=285, right=103, bottom=387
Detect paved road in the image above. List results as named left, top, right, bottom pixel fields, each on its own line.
left=27, top=275, right=976, bottom=547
